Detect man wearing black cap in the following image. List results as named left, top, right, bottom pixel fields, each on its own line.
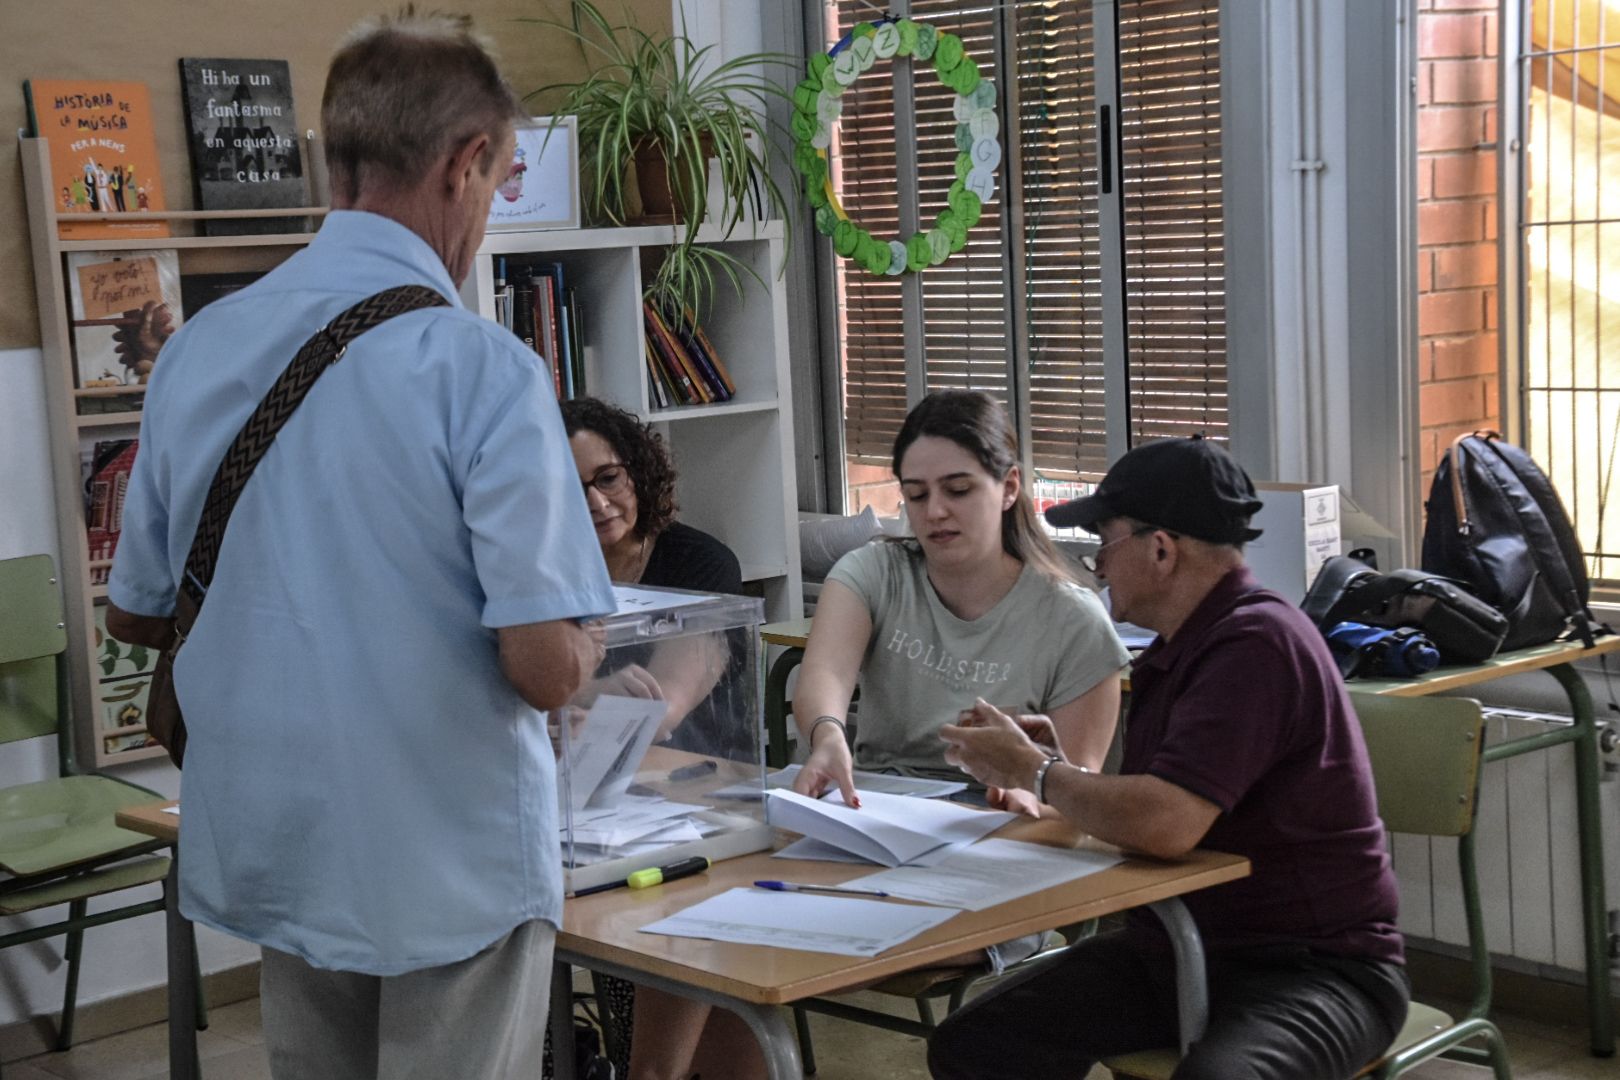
left=930, top=436, right=1408, bottom=1080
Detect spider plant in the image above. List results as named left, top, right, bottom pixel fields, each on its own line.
left=524, top=0, right=793, bottom=235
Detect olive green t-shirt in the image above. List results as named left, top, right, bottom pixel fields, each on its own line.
left=826, top=540, right=1130, bottom=780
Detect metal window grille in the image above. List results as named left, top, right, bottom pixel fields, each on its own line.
left=1508, top=0, right=1620, bottom=587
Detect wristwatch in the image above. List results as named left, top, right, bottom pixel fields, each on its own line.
left=1033, top=756, right=1089, bottom=804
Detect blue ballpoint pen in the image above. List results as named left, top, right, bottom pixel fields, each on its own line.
left=754, top=880, right=889, bottom=898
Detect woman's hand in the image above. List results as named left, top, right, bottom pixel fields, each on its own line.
left=793, top=724, right=860, bottom=807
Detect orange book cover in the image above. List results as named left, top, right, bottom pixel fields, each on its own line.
left=25, top=80, right=169, bottom=239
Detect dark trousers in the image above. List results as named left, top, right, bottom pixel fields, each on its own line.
left=927, top=931, right=1409, bottom=1080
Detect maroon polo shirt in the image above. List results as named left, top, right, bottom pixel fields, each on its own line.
left=1123, top=566, right=1404, bottom=965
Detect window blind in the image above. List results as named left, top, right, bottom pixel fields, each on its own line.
left=825, top=0, right=1226, bottom=478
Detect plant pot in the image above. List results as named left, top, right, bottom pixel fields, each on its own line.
left=632, top=140, right=711, bottom=226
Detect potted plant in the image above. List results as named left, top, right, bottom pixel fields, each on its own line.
left=523, top=1, right=792, bottom=316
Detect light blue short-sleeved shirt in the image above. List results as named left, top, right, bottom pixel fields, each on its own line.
left=109, top=211, right=615, bottom=975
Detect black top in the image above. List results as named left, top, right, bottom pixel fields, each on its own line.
left=620, top=521, right=745, bottom=759
left=641, top=521, right=743, bottom=596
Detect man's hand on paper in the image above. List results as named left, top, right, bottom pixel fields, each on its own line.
left=941, top=699, right=1058, bottom=798
left=573, top=663, right=664, bottom=709
left=986, top=785, right=1044, bottom=819
left=793, top=726, right=860, bottom=808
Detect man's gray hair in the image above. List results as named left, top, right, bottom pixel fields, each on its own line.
left=322, top=8, right=525, bottom=201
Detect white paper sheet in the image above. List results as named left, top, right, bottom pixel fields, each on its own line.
left=640, top=887, right=958, bottom=957
left=712, top=765, right=967, bottom=801
left=858, top=839, right=1125, bottom=911
left=161, top=805, right=180, bottom=816
left=559, top=695, right=668, bottom=811
left=612, top=584, right=719, bottom=615
left=765, top=788, right=1015, bottom=867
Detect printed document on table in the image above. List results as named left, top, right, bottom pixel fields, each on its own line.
left=858, top=839, right=1126, bottom=911
left=559, top=695, right=668, bottom=811
left=640, top=887, right=958, bottom=957
left=765, top=788, right=1015, bottom=866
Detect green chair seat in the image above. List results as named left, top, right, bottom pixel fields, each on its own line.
left=0, top=855, right=170, bottom=915
left=0, top=774, right=166, bottom=877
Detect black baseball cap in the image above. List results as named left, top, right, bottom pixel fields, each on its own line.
left=1044, top=435, right=1265, bottom=544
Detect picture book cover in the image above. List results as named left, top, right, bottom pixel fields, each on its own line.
left=178, top=58, right=307, bottom=235
left=93, top=603, right=159, bottom=753
left=84, top=438, right=137, bottom=579
left=23, top=79, right=168, bottom=239
left=66, top=251, right=183, bottom=395
left=180, top=270, right=264, bottom=319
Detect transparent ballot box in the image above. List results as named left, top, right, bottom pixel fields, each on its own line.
left=555, top=584, right=770, bottom=894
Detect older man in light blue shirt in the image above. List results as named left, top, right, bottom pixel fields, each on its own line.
left=107, top=13, right=613, bottom=1078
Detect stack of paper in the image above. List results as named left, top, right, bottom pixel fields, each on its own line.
left=711, top=764, right=967, bottom=801
left=640, top=887, right=959, bottom=957
left=765, top=788, right=1015, bottom=867
left=858, top=839, right=1124, bottom=910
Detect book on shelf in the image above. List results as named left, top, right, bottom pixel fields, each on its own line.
left=681, top=310, right=737, bottom=398
left=93, top=604, right=160, bottom=757
left=66, top=251, right=183, bottom=408
left=84, top=439, right=137, bottom=584
left=497, top=261, right=583, bottom=401
left=644, top=302, right=735, bottom=407
left=178, top=58, right=308, bottom=236
left=24, top=79, right=168, bottom=239
left=179, top=270, right=265, bottom=319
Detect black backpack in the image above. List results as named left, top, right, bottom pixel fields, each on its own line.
left=1421, top=431, right=1597, bottom=651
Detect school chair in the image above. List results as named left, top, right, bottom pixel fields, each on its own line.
left=1104, top=693, right=1510, bottom=1080
left=0, top=554, right=203, bottom=1069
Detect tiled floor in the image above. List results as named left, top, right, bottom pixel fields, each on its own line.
left=7, top=987, right=1615, bottom=1079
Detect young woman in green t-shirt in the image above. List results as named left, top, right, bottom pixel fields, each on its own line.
left=795, top=389, right=1127, bottom=813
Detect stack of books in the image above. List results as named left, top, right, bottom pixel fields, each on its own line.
left=494, top=258, right=585, bottom=400
left=643, top=302, right=736, bottom=409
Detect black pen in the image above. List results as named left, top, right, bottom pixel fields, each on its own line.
left=667, top=760, right=718, bottom=782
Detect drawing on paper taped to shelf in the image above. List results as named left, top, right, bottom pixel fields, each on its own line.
left=488, top=117, right=579, bottom=231
left=66, top=251, right=182, bottom=408
left=22, top=79, right=169, bottom=239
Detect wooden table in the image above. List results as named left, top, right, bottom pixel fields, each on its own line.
left=113, top=802, right=197, bottom=1080
left=759, top=621, right=1620, bottom=1056
left=550, top=818, right=1248, bottom=1080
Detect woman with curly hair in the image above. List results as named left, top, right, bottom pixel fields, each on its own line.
left=562, top=396, right=741, bottom=595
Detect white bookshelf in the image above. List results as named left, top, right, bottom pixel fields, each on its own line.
left=464, top=222, right=803, bottom=622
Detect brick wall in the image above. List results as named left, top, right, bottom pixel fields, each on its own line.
left=846, top=461, right=903, bottom=516
left=1417, top=0, right=1503, bottom=491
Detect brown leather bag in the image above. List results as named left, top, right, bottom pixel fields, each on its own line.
left=143, top=286, right=447, bottom=767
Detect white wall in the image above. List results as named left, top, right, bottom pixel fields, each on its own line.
left=0, top=345, right=258, bottom=1029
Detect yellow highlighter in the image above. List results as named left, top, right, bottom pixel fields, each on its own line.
left=576, top=856, right=711, bottom=897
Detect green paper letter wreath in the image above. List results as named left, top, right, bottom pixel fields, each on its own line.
left=790, top=17, right=1001, bottom=275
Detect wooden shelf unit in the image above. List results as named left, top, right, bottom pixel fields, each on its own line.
left=19, top=134, right=322, bottom=767
left=464, top=222, right=803, bottom=622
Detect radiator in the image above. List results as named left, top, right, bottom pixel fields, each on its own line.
left=1390, top=706, right=1620, bottom=976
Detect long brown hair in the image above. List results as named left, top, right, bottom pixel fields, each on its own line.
left=891, top=390, right=1075, bottom=584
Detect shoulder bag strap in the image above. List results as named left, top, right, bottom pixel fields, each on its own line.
left=178, top=284, right=448, bottom=609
